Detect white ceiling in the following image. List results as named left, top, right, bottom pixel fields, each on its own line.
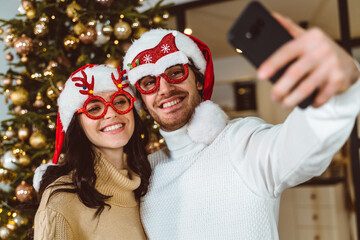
left=164, top=0, right=360, bottom=60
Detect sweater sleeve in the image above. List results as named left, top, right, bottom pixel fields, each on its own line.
left=34, top=207, right=74, bottom=240
left=228, top=69, right=360, bottom=199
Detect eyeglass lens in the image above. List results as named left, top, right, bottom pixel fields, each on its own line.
left=85, top=94, right=131, bottom=117
left=138, top=64, right=186, bottom=92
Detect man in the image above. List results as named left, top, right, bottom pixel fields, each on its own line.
left=123, top=13, right=360, bottom=239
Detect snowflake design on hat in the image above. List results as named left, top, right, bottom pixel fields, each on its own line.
left=143, top=54, right=152, bottom=63
left=161, top=44, right=170, bottom=53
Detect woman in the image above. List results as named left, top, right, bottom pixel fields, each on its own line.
left=34, top=64, right=150, bottom=239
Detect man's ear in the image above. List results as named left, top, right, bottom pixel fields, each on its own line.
left=196, top=80, right=203, bottom=91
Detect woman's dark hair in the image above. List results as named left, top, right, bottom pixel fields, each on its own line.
left=38, top=109, right=151, bottom=216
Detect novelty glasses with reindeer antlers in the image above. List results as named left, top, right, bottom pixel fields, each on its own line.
left=74, top=65, right=136, bottom=120
left=135, top=63, right=189, bottom=94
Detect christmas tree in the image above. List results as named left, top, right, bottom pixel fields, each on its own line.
left=0, top=0, right=171, bottom=239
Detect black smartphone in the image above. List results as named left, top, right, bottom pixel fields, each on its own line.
left=227, top=1, right=316, bottom=109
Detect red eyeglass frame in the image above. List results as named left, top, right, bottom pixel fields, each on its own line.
left=77, top=90, right=135, bottom=120
left=135, top=63, right=189, bottom=95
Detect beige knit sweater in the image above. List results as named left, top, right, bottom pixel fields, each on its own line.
left=34, top=155, right=146, bottom=240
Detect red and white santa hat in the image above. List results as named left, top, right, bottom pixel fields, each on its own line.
left=53, top=64, right=134, bottom=164
left=123, top=29, right=214, bottom=100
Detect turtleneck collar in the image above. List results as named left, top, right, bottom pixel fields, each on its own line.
left=160, top=124, right=205, bottom=159
left=94, top=154, right=141, bottom=207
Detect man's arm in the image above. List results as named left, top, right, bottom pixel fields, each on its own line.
left=228, top=15, right=360, bottom=198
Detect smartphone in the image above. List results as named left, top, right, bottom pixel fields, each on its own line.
left=227, top=1, right=316, bottom=109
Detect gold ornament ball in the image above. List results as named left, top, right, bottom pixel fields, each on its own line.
left=5, top=52, right=14, bottom=61
left=26, top=8, right=36, bottom=20
left=153, top=15, right=163, bottom=24
left=46, top=87, right=58, bottom=101
left=0, top=27, right=4, bottom=35
left=102, top=24, right=114, bottom=36
left=17, top=126, right=30, bottom=141
left=134, top=27, right=148, bottom=39
left=66, top=2, right=82, bottom=19
left=33, top=92, right=45, bottom=108
left=20, top=55, right=28, bottom=63
left=10, top=87, right=29, bottom=106
left=19, top=154, right=31, bottom=166
left=16, top=76, right=23, bottom=86
left=34, top=21, right=48, bottom=37
left=0, top=226, right=11, bottom=239
left=15, top=181, right=35, bottom=202
left=63, top=35, right=79, bottom=51
left=29, top=131, right=47, bottom=149
left=21, top=0, right=34, bottom=11
left=4, top=33, right=15, bottom=47
left=2, top=76, right=12, bottom=87
left=13, top=35, right=34, bottom=55
left=74, top=22, right=86, bottom=35
left=114, top=20, right=132, bottom=40
left=5, top=127, right=16, bottom=139
left=79, top=27, right=97, bottom=44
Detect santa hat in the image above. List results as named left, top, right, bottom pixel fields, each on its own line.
left=53, top=64, right=135, bottom=164
left=123, top=29, right=214, bottom=100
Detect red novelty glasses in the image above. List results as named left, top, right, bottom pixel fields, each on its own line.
left=135, top=63, right=189, bottom=94
left=77, top=91, right=135, bottom=120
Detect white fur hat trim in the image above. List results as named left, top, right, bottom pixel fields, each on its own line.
left=33, top=162, right=55, bottom=192
left=124, top=29, right=206, bottom=84
left=187, top=101, right=229, bottom=145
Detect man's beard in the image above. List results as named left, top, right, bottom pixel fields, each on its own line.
left=149, top=90, right=202, bottom=132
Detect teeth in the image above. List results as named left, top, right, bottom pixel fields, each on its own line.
left=102, top=123, right=124, bottom=132
left=163, top=99, right=181, bottom=109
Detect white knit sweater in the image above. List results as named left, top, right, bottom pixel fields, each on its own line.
left=140, top=77, right=360, bottom=240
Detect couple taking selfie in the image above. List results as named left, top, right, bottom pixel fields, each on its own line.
left=33, top=11, right=360, bottom=240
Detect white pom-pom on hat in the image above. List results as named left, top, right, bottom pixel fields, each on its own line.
left=187, top=101, right=228, bottom=145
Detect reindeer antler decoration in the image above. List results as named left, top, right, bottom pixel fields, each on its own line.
left=72, top=70, right=95, bottom=95
left=111, top=65, right=129, bottom=90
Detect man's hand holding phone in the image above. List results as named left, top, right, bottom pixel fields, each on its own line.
left=258, top=13, right=360, bottom=108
